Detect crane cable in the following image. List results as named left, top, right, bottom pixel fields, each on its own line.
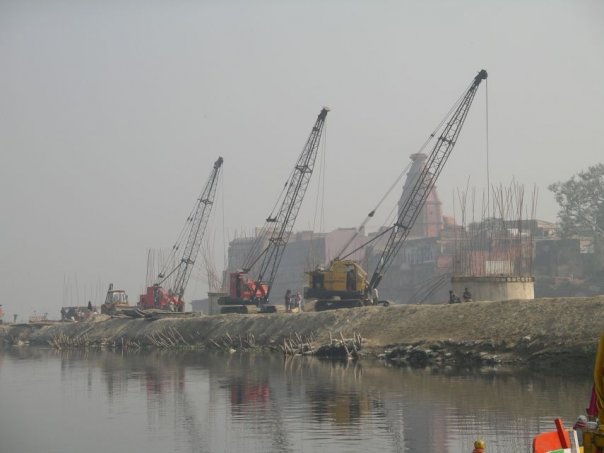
left=243, top=170, right=294, bottom=272
left=485, top=78, right=491, bottom=217
left=242, top=171, right=294, bottom=272
left=156, top=183, right=206, bottom=284
left=320, top=127, right=327, bottom=232
left=336, top=79, right=474, bottom=261
left=309, top=122, right=328, bottom=267
left=242, top=160, right=295, bottom=271
left=335, top=160, right=412, bottom=260
left=220, top=165, right=227, bottom=290
left=312, top=122, right=327, bottom=234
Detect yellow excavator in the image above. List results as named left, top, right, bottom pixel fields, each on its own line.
left=305, top=70, right=488, bottom=311
left=305, top=260, right=377, bottom=310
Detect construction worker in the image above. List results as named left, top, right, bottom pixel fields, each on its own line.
left=463, top=287, right=473, bottom=302
left=372, top=287, right=379, bottom=304
left=449, top=290, right=460, bottom=304
left=573, top=415, right=588, bottom=445
left=284, top=289, right=292, bottom=311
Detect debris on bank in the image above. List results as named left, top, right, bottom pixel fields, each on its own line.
left=281, top=331, right=363, bottom=359
left=208, top=332, right=259, bottom=352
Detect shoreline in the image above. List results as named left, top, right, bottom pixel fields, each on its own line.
left=2, top=296, right=603, bottom=371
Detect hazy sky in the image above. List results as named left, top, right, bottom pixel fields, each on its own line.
left=1, top=1, right=603, bottom=319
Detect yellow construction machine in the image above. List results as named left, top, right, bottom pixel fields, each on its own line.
left=305, top=260, right=380, bottom=311
left=100, top=283, right=131, bottom=315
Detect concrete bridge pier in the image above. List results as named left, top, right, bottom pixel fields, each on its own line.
left=451, top=276, right=535, bottom=302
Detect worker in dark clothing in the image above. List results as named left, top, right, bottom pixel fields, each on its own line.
left=284, top=289, right=292, bottom=311
left=88, top=301, right=93, bottom=311
left=449, top=290, right=460, bottom=304
left=346, top=267, right=356, bottom=291
left=462, top=287, right=472, bottom=302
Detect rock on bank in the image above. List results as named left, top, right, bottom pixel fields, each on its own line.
left=1, top=297, right=603, bottom=369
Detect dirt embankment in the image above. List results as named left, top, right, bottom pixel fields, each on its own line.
left=2, top=297, right=604, bottom=370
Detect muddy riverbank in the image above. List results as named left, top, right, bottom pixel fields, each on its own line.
left=2, top=297, right=603, bottom=371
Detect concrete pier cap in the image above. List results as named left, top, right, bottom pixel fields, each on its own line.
left=451, top=276, right=534, bottom=302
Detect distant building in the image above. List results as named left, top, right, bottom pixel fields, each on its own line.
left=535, top=237, right=594, bottom=278
left=190, top=298, right=210, bottom=314
left=365, top=227, right=455, bottom=305
left=398, top=153, right=443, bottom=238
left=218, top=152, right=586, bottom=305
left=223, top=228, right=367, bottom=305
left=364, top=152, right=450, bottom=304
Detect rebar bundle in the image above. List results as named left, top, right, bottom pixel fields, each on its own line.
left=452, top=181, right=538, bottom=277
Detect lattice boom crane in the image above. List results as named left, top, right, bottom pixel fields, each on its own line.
left=138, top=156, right=224, bottom=312
left=219, top=108, right=329, bottom=313
left=306, top=70, right=487, bottom=311
left=368, top=70, right=487, bottom=292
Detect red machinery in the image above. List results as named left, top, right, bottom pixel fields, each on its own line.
left=227, top=273, right=268, bottom=302
left=139, top=284, right=182, bottom=312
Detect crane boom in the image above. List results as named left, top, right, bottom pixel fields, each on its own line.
left=139, top=156, right=224, bottom=312
left=254, top=107, right=329, bottom=300
left=368, top=69, right=487, bottom=291
left=170, top=156, right=224, bottom=300
left=219, top=108, right=328, bottom=313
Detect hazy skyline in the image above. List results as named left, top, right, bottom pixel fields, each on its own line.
left=1, top=1, right=603, bottom=319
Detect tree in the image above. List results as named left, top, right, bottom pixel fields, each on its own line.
left=549, top=163, right=604, bottom=238
left=549, top=164, right=604, bottom=286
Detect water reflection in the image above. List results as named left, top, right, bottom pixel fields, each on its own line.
left=0, top=348, right=592, bottom=453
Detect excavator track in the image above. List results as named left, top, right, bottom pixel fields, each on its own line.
left=314, top=299, right=363, bottom=312
left=220, top=306, right=253, bottom=314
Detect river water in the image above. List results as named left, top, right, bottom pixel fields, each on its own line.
left=0, top=348, right=591, bottom=453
